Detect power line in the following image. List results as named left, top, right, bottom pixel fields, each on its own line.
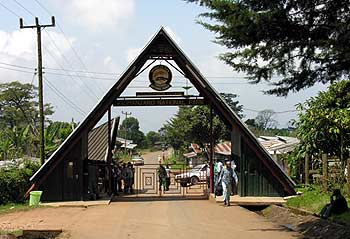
left=0, top=1, right=21, bottom=18
left=0, top=62, right=259, bottom=86
left=43, top=76, right=86, bottom=116
left=12, top=0, right=35, bottom=17
left=34, top=0, right=105, bottom=94
left=0, top=65, right=35, bottom=74
left=0, top=61, right=35, bottom=70
left=243, top=107, right=296, bottom=114
left=10, top=0, right=102, bottom=99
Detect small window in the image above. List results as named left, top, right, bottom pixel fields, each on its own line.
left=67, top=161, right=74, bottom=178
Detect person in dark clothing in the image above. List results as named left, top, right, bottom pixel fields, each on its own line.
left=165, top=164, right=171, bottom=191
left=128, top=162, right=135, bottom=194
left=157, top=164, right=167, bottom=191
left=320, top=189, right=348, bottom=219
left=117, top=164, right=123, bottom=193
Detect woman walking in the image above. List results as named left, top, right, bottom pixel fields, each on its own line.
left=218, top=160, right=238, bottom=207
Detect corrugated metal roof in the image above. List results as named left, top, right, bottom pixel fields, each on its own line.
left=183, top=152, right=197, bottom=158
left=258, top=136, right=299, bottom=155
left=191, top=143, right=202, bottom=154
left=88, top=118, right=119, bottom=161
left=215, top=142, right=231, bottom=155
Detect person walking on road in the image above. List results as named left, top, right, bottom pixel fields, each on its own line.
left=165, top=164, right=171, bottom=191
left=157, top=164, right=167, bottom=192
left=218, top=160, right=238, bottom=207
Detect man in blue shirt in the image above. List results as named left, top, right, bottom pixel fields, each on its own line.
left=218, top=160, right=238, bottom=206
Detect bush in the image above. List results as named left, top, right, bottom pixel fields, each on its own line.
left=0, top=160, right=40, bottom=205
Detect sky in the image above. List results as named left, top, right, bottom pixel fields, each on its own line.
left=0, top=0, right=328, bottom=133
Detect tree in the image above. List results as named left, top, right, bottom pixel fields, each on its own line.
left=44, top=121, right=76, bottom=157
left=0, top=82, right=53, bottom=158
left=294, top=80, right=350, bottom=162
left=186, top=0, right=350, bottom=96
left=255, top=109, right=277, bottom=130
left=0, top=81, right=53, bottom=129
left=146, top=131, right=161, bottom=146
left=163, top=93, right=243, bottom=150
left=119, top=117, right=146, bottom=147
left=220, top=93, right=244, bottom=118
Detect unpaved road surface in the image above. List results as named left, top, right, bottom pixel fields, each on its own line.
left=142, top=149, right=171, bottom=164
left=0, top=200, right=301, bottom=239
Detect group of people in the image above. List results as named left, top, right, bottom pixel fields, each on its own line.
left=112, top=162, right=135, bottom=195
left=214, top=159, right=239, bottom=207
left=157, top=164, right=171, bottom=191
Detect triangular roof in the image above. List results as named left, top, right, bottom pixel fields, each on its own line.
left=30, top=27, right=295, bottom=195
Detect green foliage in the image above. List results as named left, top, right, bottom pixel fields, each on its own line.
left=294, top=81, right=350, bottom=161
left=0, top=81, right=55, bottom=159
left=287, top=185, right=330, bottom=213
left=44, top=121, right=76, bottom=157
left=0, top=160, right=40, bottom=205
left=287, top=184, right=350, bottom=225
left=0, top=81, right=53, bottom=129
left=187, top=0, right=350, bottom=96
left=220, top=93, right=244, bottom=118
left=145, top=131, right=162, bottom=147
left=119, top=117, right=147, bottom=148
left=163, top=93, right=243, bottom=150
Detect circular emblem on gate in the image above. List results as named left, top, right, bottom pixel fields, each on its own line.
left=149, top=65, right=172, bottom=91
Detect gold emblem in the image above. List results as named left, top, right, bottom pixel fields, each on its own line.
left=149, top=65, right=172, bottom=91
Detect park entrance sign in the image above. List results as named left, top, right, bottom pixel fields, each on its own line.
left=27, top=28, right=295, bottom=202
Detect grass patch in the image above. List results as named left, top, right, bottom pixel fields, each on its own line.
left=0, top=202, right=44, bottom=215
left=287, top=185, right=330, bottom=213
left=287, top=184, right=350, bottom=225
left=0, top=229, right=23, bottom=236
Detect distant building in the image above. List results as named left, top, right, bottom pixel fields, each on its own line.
left=116, top=137, right=137, bottom=151
left=258, top=136, right=299, bottom=172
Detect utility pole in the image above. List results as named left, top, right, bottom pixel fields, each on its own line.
left=121, top=111, right=132, bottom=155
left=20, top=17, right=55, bottom=165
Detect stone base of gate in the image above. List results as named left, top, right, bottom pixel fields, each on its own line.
left=209, top=194, right=286, bottom=206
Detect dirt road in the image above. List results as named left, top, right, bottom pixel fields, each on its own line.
left=0, top=200, right=301, bottom=239
left=141, top=149, right=170, bottom=164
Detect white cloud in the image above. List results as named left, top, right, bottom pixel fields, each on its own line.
left=0, top=29, right=78, bottom=85
left=0, top=30, right=36, bottom=60
left=126, top=47, right=142, bottom=63
left=63, top=0, right=135, bottom=31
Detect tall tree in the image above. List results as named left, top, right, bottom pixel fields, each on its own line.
left=186, top=0, right=350, bottom=96
left=0, top=81, right=53, bottom=130
left=119, top=117, right=146, bottom=147
left=294, top=80, right=350, bottom=162
left=255, top=109, right=277, bottom=130
left=146, top=131, right=161, bottom=146
left=220, top=93, right=244, bottom=118
left=0, top=82, right=53, bottom=158
left=163, top=93, right=243, bottom=150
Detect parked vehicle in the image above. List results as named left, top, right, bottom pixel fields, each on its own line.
left=131, top=155, right=144, bottom=166
left=175, top=164, right=209, bottom=187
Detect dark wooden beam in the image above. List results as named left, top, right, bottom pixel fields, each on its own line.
left=114, top=98, right=206, bottom=107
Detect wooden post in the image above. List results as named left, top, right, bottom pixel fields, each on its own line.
left=209, top=106, right=214, bottom=194
left=305, top=154, right=310, bottom=185
left=322, top=153, right=328, bottom=189
left=20, top=17, right=55, bottom=165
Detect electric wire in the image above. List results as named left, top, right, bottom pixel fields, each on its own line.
left=43, top=76, right=87, bottom=116
left=11, top=0, right=101, bottom=100
left=34, top=0, right=105, bottom=94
